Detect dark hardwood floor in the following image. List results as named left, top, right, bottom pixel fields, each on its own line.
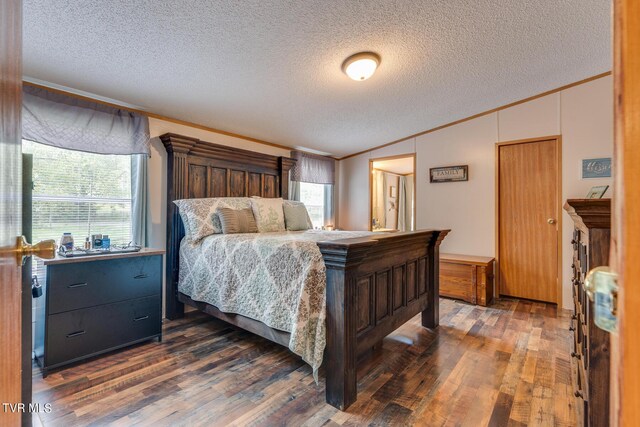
left=32, top=298, right=575, bottom=426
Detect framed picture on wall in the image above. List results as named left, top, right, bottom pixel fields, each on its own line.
left=389, top=186, right=397, bottom=198
left=430, top=165, right=468, bottom=183
left=582, top=157, right=612, bottom=178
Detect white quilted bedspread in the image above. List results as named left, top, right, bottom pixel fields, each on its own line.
left=178, top=229, right=373, bottom=379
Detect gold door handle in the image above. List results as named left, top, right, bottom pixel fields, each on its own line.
left=547, top=218, right=556, bottom=224
left=13, top=236, right=56, bottom=265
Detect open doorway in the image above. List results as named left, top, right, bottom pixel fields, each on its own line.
left=369, top=154, right=416, bottom=232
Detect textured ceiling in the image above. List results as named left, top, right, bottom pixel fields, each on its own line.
left=23, top=0, right=611, bottom=157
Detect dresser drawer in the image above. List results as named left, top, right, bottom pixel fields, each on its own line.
left=47, top=255, right=162, bottom=314
left=45, top=295, right=161, bottom=367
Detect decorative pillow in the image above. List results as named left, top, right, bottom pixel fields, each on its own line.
left=250, top=198, right=286, bottom=232
left=177, top=209, right=193, bottom=237
left=217, top=207, right=258, bottom=234
left=283, top=200, right=313, bottom=231
left=174, top=197, right=252, bottom=243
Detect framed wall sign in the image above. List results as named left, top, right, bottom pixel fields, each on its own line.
left=430, top=165, right=468, bottom=183
left=582, top=157, right=612, bottom=178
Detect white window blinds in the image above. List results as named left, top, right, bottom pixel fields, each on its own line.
left=299, top=182, right=325, bottom=228
left=23, top=140, right=133, bottom=280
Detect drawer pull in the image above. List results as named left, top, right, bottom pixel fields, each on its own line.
left=134, top=274, right=148, bottom=279
left=66, top=330, right=86, bottom=338
left=569, top=326, right=576, bottom=332
left=67, top=282, right=88, bottom=289
left=575, top=390, right=584, bottom=398
left=571, top=352, right=581, bottom=360
left=133, top=315, right=150, bottom=322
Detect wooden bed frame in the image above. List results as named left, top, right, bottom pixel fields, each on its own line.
left=161, top=133, right=449, bottom=410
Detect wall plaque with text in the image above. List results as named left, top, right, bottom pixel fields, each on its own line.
left=430, top=165, right=468, bottom=183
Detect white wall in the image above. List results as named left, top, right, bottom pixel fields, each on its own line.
left=337, top=76, right=613, bottom=309
left=146, top=118, right=291, bottom=314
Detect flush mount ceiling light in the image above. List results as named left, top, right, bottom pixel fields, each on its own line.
left=342, top=52, right=381, bottom=81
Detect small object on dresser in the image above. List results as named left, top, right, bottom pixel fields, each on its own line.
left=101, top=234, right=110, bottom=249
left=91, top=234, right=103, bottom=249
left=586, top=185, right=609, bottom=199
left=84, top=237, right=91, bottom=250
left=60, top=233, right=74, bottom=251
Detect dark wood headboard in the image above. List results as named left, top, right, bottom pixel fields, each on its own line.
left=160, top=133, right=295, bottom=319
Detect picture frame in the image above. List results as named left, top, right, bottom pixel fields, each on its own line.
left=586, top=185, right=609, bottom=199
left=389, top=186, right=397, bottom=198
left=430, top=165, right=468, bottom=183
left=582, top=157, right=612, bottom=179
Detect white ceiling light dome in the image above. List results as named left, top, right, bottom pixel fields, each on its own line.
left=342, top=52, right=381, bottom=81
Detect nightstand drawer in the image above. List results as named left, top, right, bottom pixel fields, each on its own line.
left=47, top=255, right=161, bottom=314
left=46, top=295, right=161, bottom=367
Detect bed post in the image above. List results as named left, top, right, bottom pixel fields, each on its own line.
left=161, top=133, right=198, bottom=320
left=318, top=239, right=377, bottom=411
left=278, top=157, right=295, bottom=200
left=422, top=230, right=449, bottom=329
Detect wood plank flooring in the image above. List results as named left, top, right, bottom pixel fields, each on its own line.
left=32, top=298, right=576, bottom=426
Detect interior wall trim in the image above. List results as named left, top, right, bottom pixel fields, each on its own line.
left=338, top=71, right=611, bottom=161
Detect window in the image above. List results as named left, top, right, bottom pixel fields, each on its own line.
left=299, top=182, right=331, bottom=229
left=23, top=140, right=133, bottom=279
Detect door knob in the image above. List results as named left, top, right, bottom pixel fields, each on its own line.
left=547, top=218, right=557, bottom=224
left=6, top=236, right=56, bottom=265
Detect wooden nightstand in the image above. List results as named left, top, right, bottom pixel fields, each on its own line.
left=34, top=249, right=164, bottom=376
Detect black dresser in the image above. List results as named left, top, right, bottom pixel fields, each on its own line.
left=564, top=199, right=611, bottom=427
left=35, top=249, right=164, bottom=376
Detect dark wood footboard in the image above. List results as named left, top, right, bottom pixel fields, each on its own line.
left=161, top=132, right=450, bottom=411
left=317, top=229, right=449, bottom=410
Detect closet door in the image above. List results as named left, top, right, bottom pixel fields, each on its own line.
left=498, top=137, right=561, bottom=304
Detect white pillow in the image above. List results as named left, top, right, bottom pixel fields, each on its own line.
left=174, top=197, right=252, bottom=243
left=250, top=198, right=286, bottom=232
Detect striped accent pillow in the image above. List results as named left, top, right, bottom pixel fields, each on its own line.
left=216, top=207, right=259, bottom=234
